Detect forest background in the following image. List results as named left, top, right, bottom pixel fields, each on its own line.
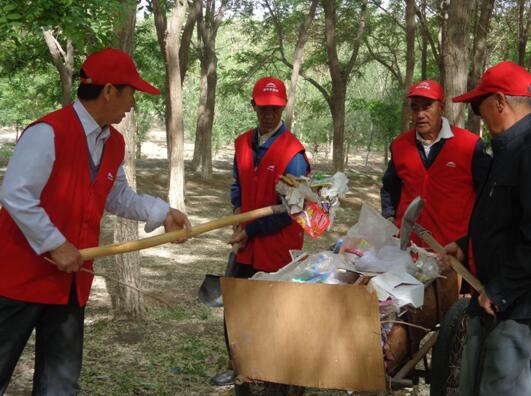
left=0, top=0, right=529, bottom=394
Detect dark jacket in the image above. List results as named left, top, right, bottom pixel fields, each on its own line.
left=465, top=114, right=531, bottom=319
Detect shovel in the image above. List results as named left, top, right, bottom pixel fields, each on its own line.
left=400, top=196, right=484, bottom=293
left=198, top=243, right=239, bottom=308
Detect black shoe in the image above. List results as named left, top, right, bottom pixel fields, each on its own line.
left=211, top=369, right=235, bottom=386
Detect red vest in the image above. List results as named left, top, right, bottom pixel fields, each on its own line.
left=235, top=129, right=309, bottom=272
left=0, top=104, right=125, bottom=306
left=393, top=127, right=478, bottom=247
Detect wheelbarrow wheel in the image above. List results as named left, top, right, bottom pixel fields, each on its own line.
left=430, top=297, right=470, bottom=396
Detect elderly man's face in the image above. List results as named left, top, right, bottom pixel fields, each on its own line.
left=253, top=104, right=285, bottom=134
left=410, top=97, right=443, bottom=137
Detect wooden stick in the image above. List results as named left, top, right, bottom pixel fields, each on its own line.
left=79, top=204, right=286, bottom=261
left=380, top=320, right=432, bottom=333
left=79, top=268, right=173, bottom=307
left=414, top=225, right=484, bottom=293
left=43, top=257, right=172, bottom=306
left=392, top=331, right=438, bottom=381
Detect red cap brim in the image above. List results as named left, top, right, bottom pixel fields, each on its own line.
left=452, top=87, right=489, bottom=103
left=130, top=77, right=160, bottom=95
left=253, top=95, right=287, bottom=107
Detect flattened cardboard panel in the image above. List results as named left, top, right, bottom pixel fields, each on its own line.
left=221, top=278, right=386, bottom=392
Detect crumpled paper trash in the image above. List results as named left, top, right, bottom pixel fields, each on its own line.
left=275, top=177, right=317, bottom=214
left=368, top=271, right=424, bottom=308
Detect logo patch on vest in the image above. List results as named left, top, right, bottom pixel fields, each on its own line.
left=107, top=172, right=114, bottom=181
left=446, top=161, right=457, bottom=168
left=266, top=165, right=275, bottom=172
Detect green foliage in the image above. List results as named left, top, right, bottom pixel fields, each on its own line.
left=0, top=0, right=527, bottom=157
left=0, top=63, right=59, bottom=127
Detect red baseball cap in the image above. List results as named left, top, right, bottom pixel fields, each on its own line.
left=453, top=61, right=531, bottom=103
left=407, top=80, right=445, bottom=102
left=252, top=77, right=287, bottom=106
left=80, top=48, right=160, bottom=95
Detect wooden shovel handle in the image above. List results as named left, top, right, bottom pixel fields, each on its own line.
left=79, top=204, right=286, bottom=261
left=414, top=225, right=485, bottom=294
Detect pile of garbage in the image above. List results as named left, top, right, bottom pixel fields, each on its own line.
left=253, top=202, right=441, bottom=307
left=251, top=200, right=443, bottom=372
left=276, top=172, right=349, bottom=239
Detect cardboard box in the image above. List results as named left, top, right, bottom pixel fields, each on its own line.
left=221, top=278, right=386, bottom=392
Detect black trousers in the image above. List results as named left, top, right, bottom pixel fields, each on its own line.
left=0, top=284, right=85, bottom=396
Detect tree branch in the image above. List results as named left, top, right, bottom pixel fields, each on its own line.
left=414, top=3, right=441, bottom=66
left=345, top=0, right=369, bottom=78
left=364, top=38, right=403, bottom=85
left=368, top=0, right=406, bottom=31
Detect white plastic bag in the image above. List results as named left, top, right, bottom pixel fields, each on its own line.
left=346, top=203, right=398, bottom=250
left=355, top=245, right=414, bottom=274
left=252, top=251, right=354, bottom=284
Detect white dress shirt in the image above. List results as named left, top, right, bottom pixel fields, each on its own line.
left=0, top=100, right=170, bottom=255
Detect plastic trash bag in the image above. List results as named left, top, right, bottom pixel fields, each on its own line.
left=346, top=203, right=398, bottom=250
left=252, top=251, right=355, bottom=285
left=355, top=245, right=415, bottom=274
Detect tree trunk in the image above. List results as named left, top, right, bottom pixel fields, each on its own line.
left=365, top=123, right=374, bottom=167
left=107, top=0, right=144, bottom=320
left=415, top=0, right=442, bottom=77
left=43, top=30, right=74, bottom=107
left=420, top=0, right=428, bottom=80
left=285, top=0, right=318, bottom=130
left=192, top=0, right=227, bottom=179
left=154, top=0, right=188, bottom=211
left=442, top=0, right=474, bottom=126
left=517, top=0, right=530, bottom=67
left=400, top=0, right=416, bottom=133
left=322, top=0, right=368, bottom=172
left=466, top=0, right=495, bottom=133
left=180, top=0, right=202, bottom=83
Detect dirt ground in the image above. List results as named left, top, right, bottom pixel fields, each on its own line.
left=0, top=127, right=429, bottom=396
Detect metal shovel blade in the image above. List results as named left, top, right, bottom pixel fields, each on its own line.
left=198, top=274, right=223, bottom=307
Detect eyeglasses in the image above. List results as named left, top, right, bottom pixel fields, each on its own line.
left=470, top=94, right=493, bottom=116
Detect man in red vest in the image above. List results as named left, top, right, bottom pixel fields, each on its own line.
left=0, top=48, right=191, bottom=395
left=380, top=80, right=491, bottom=247
left=211, top=77, right=310, bottom=391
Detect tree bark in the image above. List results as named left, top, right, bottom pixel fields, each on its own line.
left=154, top=0, right=188, bottom=210
left=420, top=0, right=428, bottom=80
left=442, top=0, right=474, bottom=127
left=415, top=1, right=443, bottom=76
left=43, top=30, right=74, bottom=107
left=322, top=0, right=368, bottom=172
left=191, top=0, right=228, bottom=179
left=285, top=0, right=318, bottom=130
left=400, top=0, right=416, bottom=133
left=517, top=0, right=530, bottom=67
left=106, top=0, right=145, bottom=320
left=180, top=0, right=202, bottom=84
left=466, top=0, right=495, bottom=133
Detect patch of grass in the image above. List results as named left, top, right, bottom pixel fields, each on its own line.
left=0, top=142, right=15, bottom=159
left=79, top=306, right=228, bottom=395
